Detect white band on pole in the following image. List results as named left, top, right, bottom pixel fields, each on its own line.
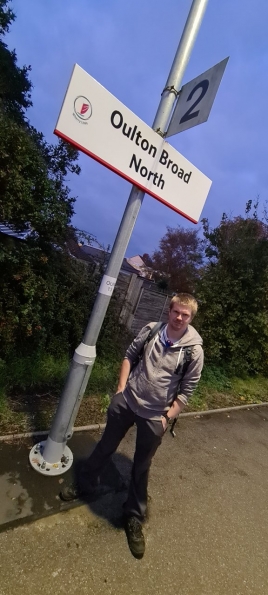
left=98, top=275, right=117, bottom=297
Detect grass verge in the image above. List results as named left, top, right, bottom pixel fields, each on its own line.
left=0, top=356, right=267, bottom=435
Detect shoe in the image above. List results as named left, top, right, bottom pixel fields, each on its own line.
left=60, top=473, right=101, bottom=502
left=124, top=516, right=145, bottom=559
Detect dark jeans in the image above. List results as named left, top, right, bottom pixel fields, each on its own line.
left=85, top=392, right=164, bottom=522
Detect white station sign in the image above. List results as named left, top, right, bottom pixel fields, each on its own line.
left=54, top=64, right=212, bottom=223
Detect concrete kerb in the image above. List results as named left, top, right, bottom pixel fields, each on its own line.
left=0, top=401, right=268, bottom=442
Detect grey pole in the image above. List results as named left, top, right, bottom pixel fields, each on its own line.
left=29, top=0, right=209, bottom=475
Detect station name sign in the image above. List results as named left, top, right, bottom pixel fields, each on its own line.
left=54, top=64, right=212, bottom=223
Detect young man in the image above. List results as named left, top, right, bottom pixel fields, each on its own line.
left=61, top=293, right=203, bottom=558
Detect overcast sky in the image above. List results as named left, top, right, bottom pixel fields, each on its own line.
left=7, top=0, right=268, bottom=256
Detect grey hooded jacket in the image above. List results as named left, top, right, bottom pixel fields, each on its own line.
left=123, top=322, right=203, bottom=420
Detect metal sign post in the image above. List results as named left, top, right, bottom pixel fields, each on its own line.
left=30, top=0, right=209, bottom=476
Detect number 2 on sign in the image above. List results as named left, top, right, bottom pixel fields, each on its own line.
left=179, top=79, right=209, bottom=124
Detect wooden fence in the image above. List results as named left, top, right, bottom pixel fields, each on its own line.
left=116, top=272, right=171, bottom=335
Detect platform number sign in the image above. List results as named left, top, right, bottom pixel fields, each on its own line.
left=179, top=79, right=209, bottom=125
left=166, top=57, right=229, bottom=137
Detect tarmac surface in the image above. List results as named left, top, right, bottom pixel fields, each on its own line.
left=0, top=406, right=267, bottom=595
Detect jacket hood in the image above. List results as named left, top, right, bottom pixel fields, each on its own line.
left=172, top=324, right=203, bottom=347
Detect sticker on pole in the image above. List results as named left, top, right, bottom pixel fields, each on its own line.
left=99, top=275, right=116, bottom=296
left=54, top=64, right=212, bottom=224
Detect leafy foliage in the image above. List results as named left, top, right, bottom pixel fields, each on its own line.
left=0, top=0, right=81, bottom=246
left=143, top=225, right=203, bottom=292
left=196, top=210, right=268, bottom=374
left=0, top=119, right=80, bottom=243
left=0, top=0, right=92, bottom=358
left=0, top=0, right=32, bottom=123
left=0, top=235, right=97, bottom=356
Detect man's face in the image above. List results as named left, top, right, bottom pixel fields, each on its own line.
left=168, top=302, right=192, bottom=335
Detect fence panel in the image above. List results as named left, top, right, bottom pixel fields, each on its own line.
left=131, top=287, right=170, bottom=335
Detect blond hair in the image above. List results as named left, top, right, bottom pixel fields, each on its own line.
left=169, top=293, right=198, bottom=318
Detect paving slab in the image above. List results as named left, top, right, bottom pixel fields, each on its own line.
left=0, top=429, right=127, bottom=532
left=0, top=407, right=268, bottom=595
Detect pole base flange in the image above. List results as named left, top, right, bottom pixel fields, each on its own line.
left=29, top=441, right=73, bottom=476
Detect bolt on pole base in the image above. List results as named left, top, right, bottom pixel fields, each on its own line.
left=29, top=441, right=73, bottom=476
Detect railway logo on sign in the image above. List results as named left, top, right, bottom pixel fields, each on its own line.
left=74, top=96, right=92, bottom=122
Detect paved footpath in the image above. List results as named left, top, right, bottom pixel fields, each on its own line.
left=0, top=407, right=267, bottom=595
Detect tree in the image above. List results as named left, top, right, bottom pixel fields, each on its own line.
left=0, top=235, right=96, bottom=356
left=0, top=0, right=32, bottom=124
left=196, top=210, right=268, bottom=374
left=144, top=226, right=203, bottom=293
left=0, top=1, right=80, bottom=244
left=0, top=120, right=81, bottom=244
left=0, top=1, right=91, bottom=357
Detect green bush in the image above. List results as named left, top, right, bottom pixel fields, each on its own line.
left=196, top=214, right=268, bottom=376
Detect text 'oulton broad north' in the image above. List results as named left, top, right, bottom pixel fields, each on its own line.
left=110, top=110, right=192, bottom=190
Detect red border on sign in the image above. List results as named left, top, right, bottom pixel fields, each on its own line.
left=54, top=129, right=198, bottom=224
